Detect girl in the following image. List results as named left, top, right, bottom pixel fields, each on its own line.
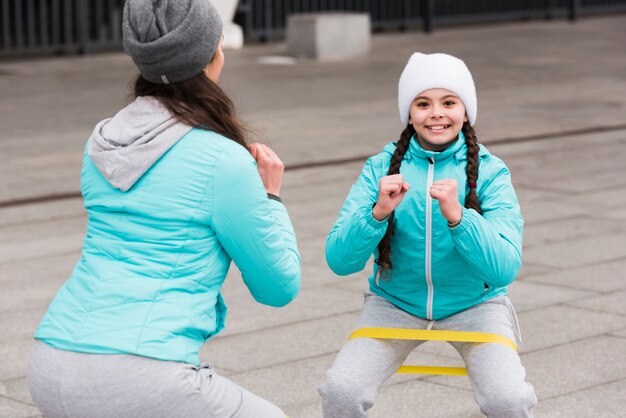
left=27, top=1, right=299, bottom=417
left=320, top=53, right=537, bottom=417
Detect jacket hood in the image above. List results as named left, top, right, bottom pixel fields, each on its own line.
left=88, top=96, right=192, bottom=191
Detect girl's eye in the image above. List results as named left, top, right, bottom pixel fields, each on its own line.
left=415, top=102, right=429, bottom=107
left=444, top=100, right=456, bottom=106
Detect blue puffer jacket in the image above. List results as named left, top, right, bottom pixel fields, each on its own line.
left=326, top=132, right=523, bottom=320
left=35, top=128, right=301, bottom=366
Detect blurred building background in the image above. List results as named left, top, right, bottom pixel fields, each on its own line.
left=1, top=0, right=626, bottom=58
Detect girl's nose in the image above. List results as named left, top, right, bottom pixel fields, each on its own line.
left=431, top=108, right=444, bottom=118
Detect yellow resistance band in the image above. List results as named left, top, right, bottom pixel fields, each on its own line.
left=349, top=328, right=517, bottom=376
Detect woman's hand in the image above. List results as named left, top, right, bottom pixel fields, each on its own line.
left=430, top=179, right=463, bottom=224
left=248, top=143, right=284, bottom=196
left=373, top=174, right=410, bottom=221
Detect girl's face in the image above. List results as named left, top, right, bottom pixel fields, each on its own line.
left=203, top=34, right=225, bottom=83
left=408, top=88, right=468, bottom=151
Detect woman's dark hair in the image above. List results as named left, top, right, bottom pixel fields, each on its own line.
left=375, top=120, right=481, bottom=279
left=133, top=72, right=249, bottom=149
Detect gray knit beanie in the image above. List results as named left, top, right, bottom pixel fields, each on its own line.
left=123, top=0, right=223, bottom=84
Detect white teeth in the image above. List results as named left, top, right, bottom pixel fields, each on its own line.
left=429, top=125, right=448, bottom=131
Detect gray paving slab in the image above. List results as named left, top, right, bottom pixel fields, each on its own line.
left=513, top=187, right=593, bottom=226
left=567, top=290, right=626, bottom=316
left=522, top=216, right=623, bottom=249
left=517, top=305, right=626, bottom=354
left=506, top=280, right=595, bottom=313
left=0, top=252, right=77, bottom=281
left=403, top=340, right=465, bottom=364
left=0, top=378, right=33, bottom=406
left=0, top=254, right=78, bottom=309
left=516, top=263, right=557, bottom=280
left=0, top=308, right=45, bottom=343
left=287, top=402, right=323, bottom=418
left=524, top=336, right=626, bottom=401
left=298, top=238, right=329, bottom=268
left=598, top=210, right=626, bottom=222
left=299, top=263, right=352, bottom=290
left=0, top=278, right=60, bottom=314
left=506, top=142, right=626, bottom=195
left=217, top=280, right=362, bottom=336
left=0, top=255, right=74, bottom=313
left=0, top=217, right=86, bottom=265
left=522, top=258, right=626, bottom=292
left=611, top=328, right=626, bottom=338
left=201, top=313, right=354, bottom=372
left=0, top=199, right=84, bottom=229
left=323, top=262, right=374, bottom=293
left=0, top=395, right=39, bottom=418
left=0, top=339, right=32, bottom=382
left=550, top=184, right=626, bottom=217
left=535, top=378, right=626, bottom=418
left=522, top=234, right=626, bottom=270
left=490, top=129, right=626, bottom=160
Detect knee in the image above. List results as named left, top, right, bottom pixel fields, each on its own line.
left=319, top=371, right=373, bottom=416
left=479, top=386, right=537, bottom=418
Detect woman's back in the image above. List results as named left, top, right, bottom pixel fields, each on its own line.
left=36, top=118, right=300, bottom=365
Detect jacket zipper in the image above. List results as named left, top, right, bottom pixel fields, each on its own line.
left=425, top=157, right=435, bottom=319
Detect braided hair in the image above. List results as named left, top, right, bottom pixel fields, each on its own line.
left=375, top=120, right=482, bottom=280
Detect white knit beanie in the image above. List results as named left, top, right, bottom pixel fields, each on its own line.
left=398, top=53, right=477, bottom=126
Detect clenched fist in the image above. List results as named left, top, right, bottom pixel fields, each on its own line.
left=372, top=174, right=410, bottom=221
left=248, top=143, right=284, bottom=196
left=429, top=179, right=463, bottom=224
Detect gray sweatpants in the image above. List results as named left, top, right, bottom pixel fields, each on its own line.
left=319, top=293, right=537, bottom=418
left=27, top=340, right=286, bottom=418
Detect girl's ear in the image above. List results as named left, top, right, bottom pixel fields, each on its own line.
left=463, top=114, right=468, bottom=123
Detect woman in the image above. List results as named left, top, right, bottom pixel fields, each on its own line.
left=27, top=1, right=300, bottom=417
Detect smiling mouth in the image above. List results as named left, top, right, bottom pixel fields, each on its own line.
left=426, top=125, right=451, bottom=132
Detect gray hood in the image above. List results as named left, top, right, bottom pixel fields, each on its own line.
left=88, top=96, right=192, bottom=191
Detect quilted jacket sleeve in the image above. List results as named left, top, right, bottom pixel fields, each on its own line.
left=326, top=157, right=389, bottom=276
left=210, top=143, right=301, bottom=307
left=449, top=155, right=524, bottom=288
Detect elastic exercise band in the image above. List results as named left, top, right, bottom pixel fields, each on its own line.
left=349, top=327, right=517, bottom=376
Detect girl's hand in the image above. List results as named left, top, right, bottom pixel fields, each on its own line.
left=373, top=174, right=410, bottom=221
left=430, top=179, right=463, bottom=224
left=248, top=143, right=284, bottom=196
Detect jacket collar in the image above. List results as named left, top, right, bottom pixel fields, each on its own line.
left=406, top=130, right=466, bottom=162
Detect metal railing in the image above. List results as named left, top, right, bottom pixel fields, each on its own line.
left=0, top=0, right=123, bottom=58
left=236, top=0, right=625, bottom=41
left=1, top=0, right=625, bottom=58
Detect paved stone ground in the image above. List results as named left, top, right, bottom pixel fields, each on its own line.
left=1, top=14, right=625, bottom=418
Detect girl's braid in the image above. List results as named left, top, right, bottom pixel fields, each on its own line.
left=462, top=121, right=482, bottom=214
left=375, top=124, right=415, bottom=279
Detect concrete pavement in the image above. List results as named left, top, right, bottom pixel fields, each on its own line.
left=1, top=14, right=626, bottom=418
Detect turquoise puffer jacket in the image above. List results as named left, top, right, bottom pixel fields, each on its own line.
left=326, top=133, right=523, bottom=320
left=35, top=129, right=301, bottom=365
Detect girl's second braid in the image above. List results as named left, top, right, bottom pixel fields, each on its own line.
left=375, top=124, right=415, bottom=280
